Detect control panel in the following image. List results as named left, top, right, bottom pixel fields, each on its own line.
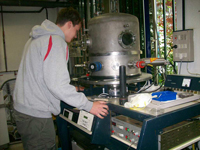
left=61, top=109, right=95, bottom=134
left=63, top=109, right=73, bottom=120
left=173, top=29, right=194, bottom=62
left=164, top=75, right=200, bottom=91
left=77, top=110, right=94, bottom=131
left=111, top=115, right=142, bottom=148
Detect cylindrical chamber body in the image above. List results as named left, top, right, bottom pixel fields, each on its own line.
left=88, top=13, right=141, bottom=78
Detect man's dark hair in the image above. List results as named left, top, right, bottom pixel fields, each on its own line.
left=56, top=7, right=81, bottom=26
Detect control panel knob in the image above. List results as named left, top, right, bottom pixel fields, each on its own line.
left=134, top=132, right=139, bottom=136
left=118, top=133, right=124, bottom=137
left=89, top=62, right=102, bottom=72
left=130, top=138, right=135, bottom=142
left=118, top=125, right=124, bottom=130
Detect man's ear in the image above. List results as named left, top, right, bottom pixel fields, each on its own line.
left=66, top=21, right=73, bottom=29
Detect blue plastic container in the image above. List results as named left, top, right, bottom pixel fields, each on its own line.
left=152, top=91, right=177, bottom=101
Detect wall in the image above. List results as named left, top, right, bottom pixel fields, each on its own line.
left=176, top=0, right=200, bottom=76
left=0, top=6, right=57, bottom=85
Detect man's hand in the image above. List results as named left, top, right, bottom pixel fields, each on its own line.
left=90, top=101, right=109, bottom=119
left=75, top=86, right=85, bottom=91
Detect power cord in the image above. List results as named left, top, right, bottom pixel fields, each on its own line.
left=127, top=141, right=135, bottom=150
left=167, top=45, right=178, bottom=74
left=179, top=60, right=182, bottom=75
left=187, top=63, right=200, bottom=76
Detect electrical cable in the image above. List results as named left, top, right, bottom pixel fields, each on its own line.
left=179, top=60, right=182, bottom=75
left=127, top=141, right=135, bottom=150
left=167, top=46, right=177, bottom=74
left=166, top=49, right=172, bottom=58
left=161, top=66, right=166, bottom=81
left=169, top=61, right=177, bottom=74
left=192, top=144, right=195, bottom=150
left=137, top=65, right=162, bottom=93
left=137, top=80, right=148, bottom=93
left=98, top=93, right=109, bottom=98
left=186, top=118, right=200, bottom=121
left=138, top=82, right=154, bottom=93
left=187, top=63, right=200, bottom=76
left=139, top=80, right=164, bottom=93
left=139, top=66, right=166, bottom=93
left=0, top=78, right=16, bottom=90
left=45, top=8, right=48, bottom=19
left=167, top=45, right=177, bottom=58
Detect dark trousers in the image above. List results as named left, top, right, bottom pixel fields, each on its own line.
left=14, top=110, right=56, bottom=150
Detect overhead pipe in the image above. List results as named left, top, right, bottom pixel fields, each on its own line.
left=0, top=7, right=45, bottom=13
left=0, top=0, right=78, bottom=8
left=1, top=6, right=8, bottom=71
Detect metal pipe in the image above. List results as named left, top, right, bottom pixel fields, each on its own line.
left=172, top=0, right=176, bottom=32
left=87, top=0, right=90, bottom=20
left=182, top=0, right=185, bottom=30
left=90, top=0, right=94, bottom=18
left=80, top=0, right=84, bottom=34
left=128, top=0, right=133, bottom=14
left=95, top=0, right=97, bottom=14
left=119, top=0, right=122, bottom=12
left=0, top=7, right=45, bottom=13
left=139, top=0, right=144, bottom=58
left=1, top=6, right=8, bottom=71
left=172, top=0, right=176, bottom=71
left=143, top=0, right=151, bottom=59
left=0, top=70, right=18, bottom=73
left=152, top=0, right=158, bottom=85
left=99, top=0, right=102, bottom=11
left=151, top=0, right=158, bottom=58
left=163, top=0, right=167, bottom=61
left=84, top=0, right=88, bottom=29
left=45, top=8, right=48, bottom=19
left=0, top=0, right=79, bottom=8
left=143, top=0, right=151, bottom=75
left=141, top=58, right=169, bottom=66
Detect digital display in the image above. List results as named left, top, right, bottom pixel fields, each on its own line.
left=64, top=111, right=69, bottom=118
left=112, top=122, right=116, bottom=126
left=182, top=78, right=191, bottom=87
left=84, top=116, right=88, bottom=119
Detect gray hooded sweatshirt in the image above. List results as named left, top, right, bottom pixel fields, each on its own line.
left=13, top=20, right=93, bottom=118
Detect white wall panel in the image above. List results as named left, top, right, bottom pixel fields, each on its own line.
left=176, top=0, right=200, bottom=75
left=0, top=7, right=57, bottom=71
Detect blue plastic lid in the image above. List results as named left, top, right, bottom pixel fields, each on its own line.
left=152, top=91, right=177, bottom=101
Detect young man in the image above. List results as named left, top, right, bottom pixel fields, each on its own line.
left=13, top=7, right=109, bottom=150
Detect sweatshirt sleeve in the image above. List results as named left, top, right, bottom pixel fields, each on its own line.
left=42, top=35, right=93, bottom=112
